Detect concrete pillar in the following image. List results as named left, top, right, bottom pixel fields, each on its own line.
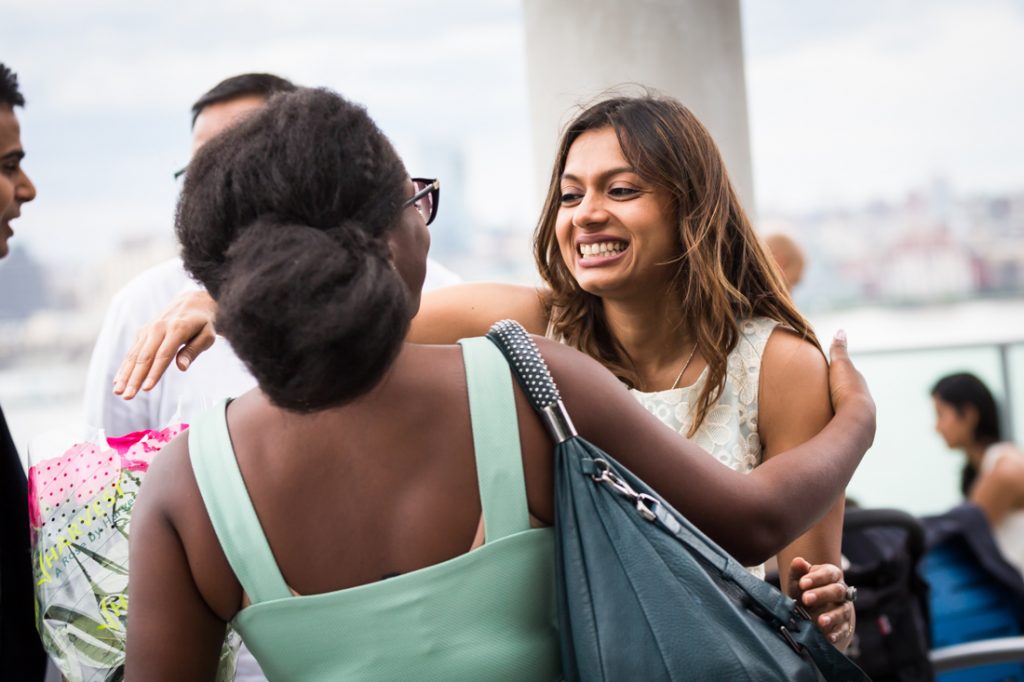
left=521, top=0, right=755, bottom=217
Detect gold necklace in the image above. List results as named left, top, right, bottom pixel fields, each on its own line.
left=668, top=344, right=698, bottom=390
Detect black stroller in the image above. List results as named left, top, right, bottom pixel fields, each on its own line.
left=842, top=505, right=1024, bottom=681
left=843, top=507, right=934, bottom=681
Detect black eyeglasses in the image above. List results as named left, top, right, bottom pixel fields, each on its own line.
left=173, top=165, right=188, bottom=182
left=403, top=178, right=440, bottom=226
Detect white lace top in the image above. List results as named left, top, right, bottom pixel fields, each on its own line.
left=631, top=317, right=779, bottom=579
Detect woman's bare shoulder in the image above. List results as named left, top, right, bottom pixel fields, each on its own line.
left=987, top=445, right=1024, bottom=482
left=763, top=326, right=827, bottom=371
left=759, top=326, right=832, bottom=453
left=761, top=327, right=829, bottom=392
left=137, top=434, right=194, bottom=510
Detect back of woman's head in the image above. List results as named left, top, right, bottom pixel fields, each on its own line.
left=932, top=372, right=1002, bottom=445
left=535, top=92, right=814, bottom=435
left=176, top=87, right=411, bottom=411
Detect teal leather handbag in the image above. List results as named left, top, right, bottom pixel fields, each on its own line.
left=486, top=321, right=870, bottom=682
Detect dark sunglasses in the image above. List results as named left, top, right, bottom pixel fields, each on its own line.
left=403, top=178, right=440, bottom=226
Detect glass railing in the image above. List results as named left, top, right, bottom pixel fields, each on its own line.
left=843, top=340, right=1024, bottom=515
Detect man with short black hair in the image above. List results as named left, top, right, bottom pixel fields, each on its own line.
left=0, top=61, right=47, bottom=681
left=188, top=72, right=296, bottom=128
left=183, top=73, right=298, bottom=172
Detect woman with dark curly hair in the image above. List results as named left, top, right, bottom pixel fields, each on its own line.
left=124, top=88, right=874, bottom=680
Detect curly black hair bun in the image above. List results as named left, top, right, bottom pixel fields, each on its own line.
left=175, top=88, right=414, bottom=411
left=217, top=218, right=409, bottom=411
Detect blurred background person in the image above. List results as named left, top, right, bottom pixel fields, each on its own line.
left=82, top=73, right=297, bottom=438
left=764, top=232, right=806, bottom=292
left=932, top=372, right=1024, bottom=577
left=83, top=72, right=463, bottom=434
left=0, top=61, right=47, bottom=682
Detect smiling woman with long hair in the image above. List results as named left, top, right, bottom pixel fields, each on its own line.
left=411, top=94, right=854, bottom=645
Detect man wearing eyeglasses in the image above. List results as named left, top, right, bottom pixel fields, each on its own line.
left=83, top=73, right=461, bottom=439
left=84, top=74, right=299, bottom=443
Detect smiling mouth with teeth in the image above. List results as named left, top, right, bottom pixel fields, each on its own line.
left=578, top=241, right=628, bottom=259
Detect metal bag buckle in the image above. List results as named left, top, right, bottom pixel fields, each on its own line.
left=589, top=458, right=660, bottom=522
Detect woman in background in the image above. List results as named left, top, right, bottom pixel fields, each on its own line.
left=933, top=372, right=1024, bottom=576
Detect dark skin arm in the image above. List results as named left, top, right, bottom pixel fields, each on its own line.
left=126, top=441, right=226, bottom=679
left=538, top=332, right=873, bottom=564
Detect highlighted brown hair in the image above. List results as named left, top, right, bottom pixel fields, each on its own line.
left=534, top=93, right=818, bottom=436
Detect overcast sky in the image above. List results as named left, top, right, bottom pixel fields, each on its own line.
left=2, top=0, right=1022, bottom=268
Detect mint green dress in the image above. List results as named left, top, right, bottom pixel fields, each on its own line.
left=188, top=337, right=561, bottom=680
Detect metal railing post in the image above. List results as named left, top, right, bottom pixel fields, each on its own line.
left=998, top=343, right=1016, bottom=443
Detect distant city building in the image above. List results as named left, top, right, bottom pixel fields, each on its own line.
left=877, top=229, right=975, bottom=302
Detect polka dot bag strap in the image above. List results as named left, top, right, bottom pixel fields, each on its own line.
left=485, top=320, right=578, bottom=444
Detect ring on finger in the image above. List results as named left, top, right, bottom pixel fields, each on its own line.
left=844, top=585, right=858, bottom=603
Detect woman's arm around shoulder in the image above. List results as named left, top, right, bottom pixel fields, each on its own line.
left=535, top=331, right=874, bottom=565
left=113, top=289, right=219, bottom=399
left=409, top=283, right=549, bottom=344
left=125, top=436, right=232, bottom=681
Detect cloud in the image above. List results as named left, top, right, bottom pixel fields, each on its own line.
left=5, top=0, right=1022, bottom=265
left=746, top=0, right=1024, bottom=211
left=2, top=0, right=534, bottom=264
